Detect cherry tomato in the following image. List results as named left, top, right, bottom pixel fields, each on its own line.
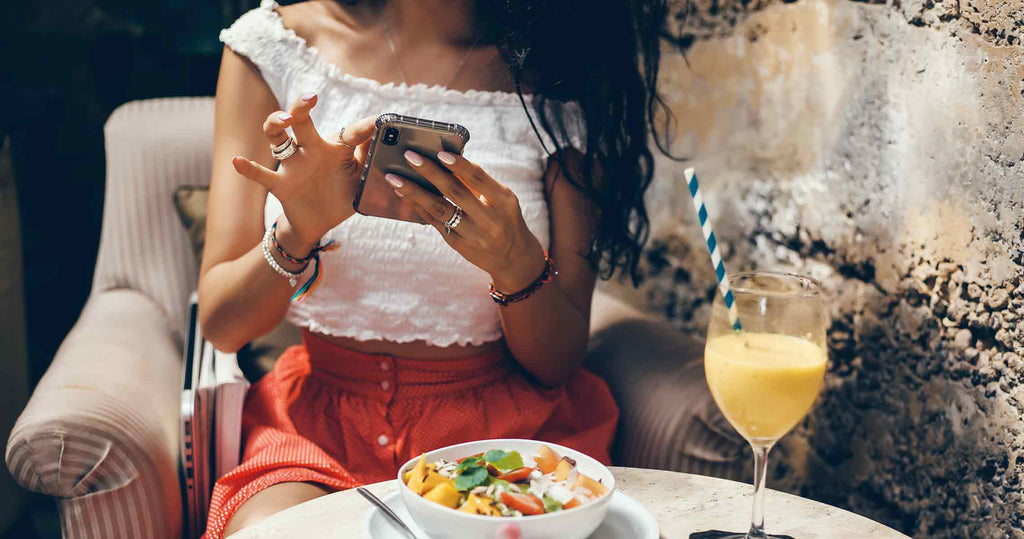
left=496, top=467, right=536, bottom=483
left=500, top=492, right=546, bottom=515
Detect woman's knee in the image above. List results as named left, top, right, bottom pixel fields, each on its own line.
left=224, top=481, right=330, bottom=536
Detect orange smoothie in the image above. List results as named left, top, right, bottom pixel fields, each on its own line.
left=705, top=332, right=826, bottom=442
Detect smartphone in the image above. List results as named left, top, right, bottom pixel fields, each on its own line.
left=353, top=113, right=470, bottom=224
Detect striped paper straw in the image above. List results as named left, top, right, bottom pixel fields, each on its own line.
left=684, top=167, right=742, bottom=331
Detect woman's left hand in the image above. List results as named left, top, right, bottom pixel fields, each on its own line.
left=387, top=150, right=548, bottom=293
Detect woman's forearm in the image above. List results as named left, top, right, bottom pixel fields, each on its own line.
left=198, top=219, right=315, bottom=352
left=497, top=281, right=590, bottom=387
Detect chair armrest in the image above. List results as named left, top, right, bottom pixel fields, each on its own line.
left=6, top=289, right=183, bottom=539
left=586, top=318, right=748, bottom=481
left=588, top=288, right=654, bottom=335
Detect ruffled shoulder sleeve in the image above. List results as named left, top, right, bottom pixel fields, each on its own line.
left=219, top=0, right=298, bottom=108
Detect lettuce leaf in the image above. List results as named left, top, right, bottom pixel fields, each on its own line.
left=483, top=449, right=509, bottom=462
left=483, top=450, right=524, bottom=472
left=542, top=495, right=563, bottom=513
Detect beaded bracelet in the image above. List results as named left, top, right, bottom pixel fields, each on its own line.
left=489, top=251, right=558, bottom=306
left=262, top=220, right=340, bottom=302
left=262, top=226, right=307, bottom=287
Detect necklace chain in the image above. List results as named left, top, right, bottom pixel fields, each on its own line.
left=382, top=6, right=482, bottom=89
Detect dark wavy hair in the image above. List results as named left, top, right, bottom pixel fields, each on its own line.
left=334, top=0, right=672, bottom=284
left=477, top=1, right=671, bottom=285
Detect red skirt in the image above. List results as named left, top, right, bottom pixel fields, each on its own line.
left=203, top=331, right=619, bottom=538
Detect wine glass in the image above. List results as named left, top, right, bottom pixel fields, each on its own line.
left=700, top=271, right=828, bottom=539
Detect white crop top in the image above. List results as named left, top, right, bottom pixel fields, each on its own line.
left=220, top=1, right=584, bottom=347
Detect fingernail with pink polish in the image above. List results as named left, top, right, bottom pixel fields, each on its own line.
left=277, top=112, right=292, bottom=121
left=437, top=151, right=456, bottom=165
left=385, top=173, right=404, bottom=188
left=301, top=92, right=316, bottom=101
left=404, top=150, right=424, bottom=166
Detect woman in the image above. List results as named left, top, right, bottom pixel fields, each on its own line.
left=200, top=0, right=670, bottom=535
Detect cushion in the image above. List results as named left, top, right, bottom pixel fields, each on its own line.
left=173, top=186, right=209, bottom=263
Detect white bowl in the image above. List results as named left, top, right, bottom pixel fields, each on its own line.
left=397, top=439, right=615, bottom=539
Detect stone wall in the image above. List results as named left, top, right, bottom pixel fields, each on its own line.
left=605, top=0, right=1024, bottom=536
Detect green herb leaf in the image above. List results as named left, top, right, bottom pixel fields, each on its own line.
left=453, top=465, right=489, bottom=491
left=484, top=450, right=524, bottom=472
left=491, top=479, right=511, bottom=491
left=542, top=495, right=563, bottom=513
left=456, top=456, right=483, bottom=473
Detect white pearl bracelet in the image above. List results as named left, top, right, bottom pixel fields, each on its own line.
left=262, top=226, right=306, bottom=287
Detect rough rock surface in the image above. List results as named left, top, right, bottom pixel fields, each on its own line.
left=601, top=0, right=1024, bottom=536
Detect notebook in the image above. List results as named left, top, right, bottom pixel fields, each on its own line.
left=212, top=344, right=249, bottom=480
left=180, top=293, right=251, bottom=538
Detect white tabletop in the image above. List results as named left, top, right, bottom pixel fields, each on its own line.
left=233, top=467, right=908, bottom=538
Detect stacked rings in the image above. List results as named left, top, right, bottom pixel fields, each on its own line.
left=271, top=137, right=298, bottom=160
left=444, top=206, right=464, bottom=235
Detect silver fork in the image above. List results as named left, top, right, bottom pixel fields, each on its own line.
left=357, top=486, right=420, bottom=539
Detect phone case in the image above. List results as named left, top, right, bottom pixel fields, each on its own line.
left=353, top=113, right=471, bottom=224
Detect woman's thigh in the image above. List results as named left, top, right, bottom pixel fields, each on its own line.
left=224, top=481, right=331, bottom=536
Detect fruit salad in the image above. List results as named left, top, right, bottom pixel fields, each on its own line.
left=402, top=445, right=609, bottom=517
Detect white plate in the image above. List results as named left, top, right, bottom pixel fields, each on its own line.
left=364, top=490, right=659, bottom=539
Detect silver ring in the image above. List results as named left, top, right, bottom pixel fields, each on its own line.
left=270, top=137, right=292, bottom=154
left=338, top=127, right=354, bottom=149
left=271, top=137, right=298, bottom=160
left=443, top=206, right=463, bottom=234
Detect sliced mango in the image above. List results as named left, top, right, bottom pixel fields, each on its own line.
left=534, top=445, right=560, bottom=475
left=424, top=482, right=463, bottom=509
left=458, top=493, right=501, bottom=516
left=406, top=455, right=429, bottom=494
left=404, top=462, right=438, bottom=483
left=572, top=473, right=608, bottom=497
left=421, top=470, right=453, bottom=495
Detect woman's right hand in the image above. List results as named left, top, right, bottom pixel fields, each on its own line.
left=231, top=92, right=376, bottom=253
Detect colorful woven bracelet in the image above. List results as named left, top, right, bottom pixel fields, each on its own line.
left=289, top=239, right=339, bottom=302
left=270, top=221, right=316, bottom=265
left=489, top=251, right=558, bottom=306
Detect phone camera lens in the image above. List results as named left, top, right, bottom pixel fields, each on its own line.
left=382, top=127, right=400, bottom=146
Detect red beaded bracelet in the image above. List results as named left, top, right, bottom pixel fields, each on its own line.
left=489, top=251, right=558, bottom=306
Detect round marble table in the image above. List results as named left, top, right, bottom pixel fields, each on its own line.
left=233, top=467, right=908, bottom=538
